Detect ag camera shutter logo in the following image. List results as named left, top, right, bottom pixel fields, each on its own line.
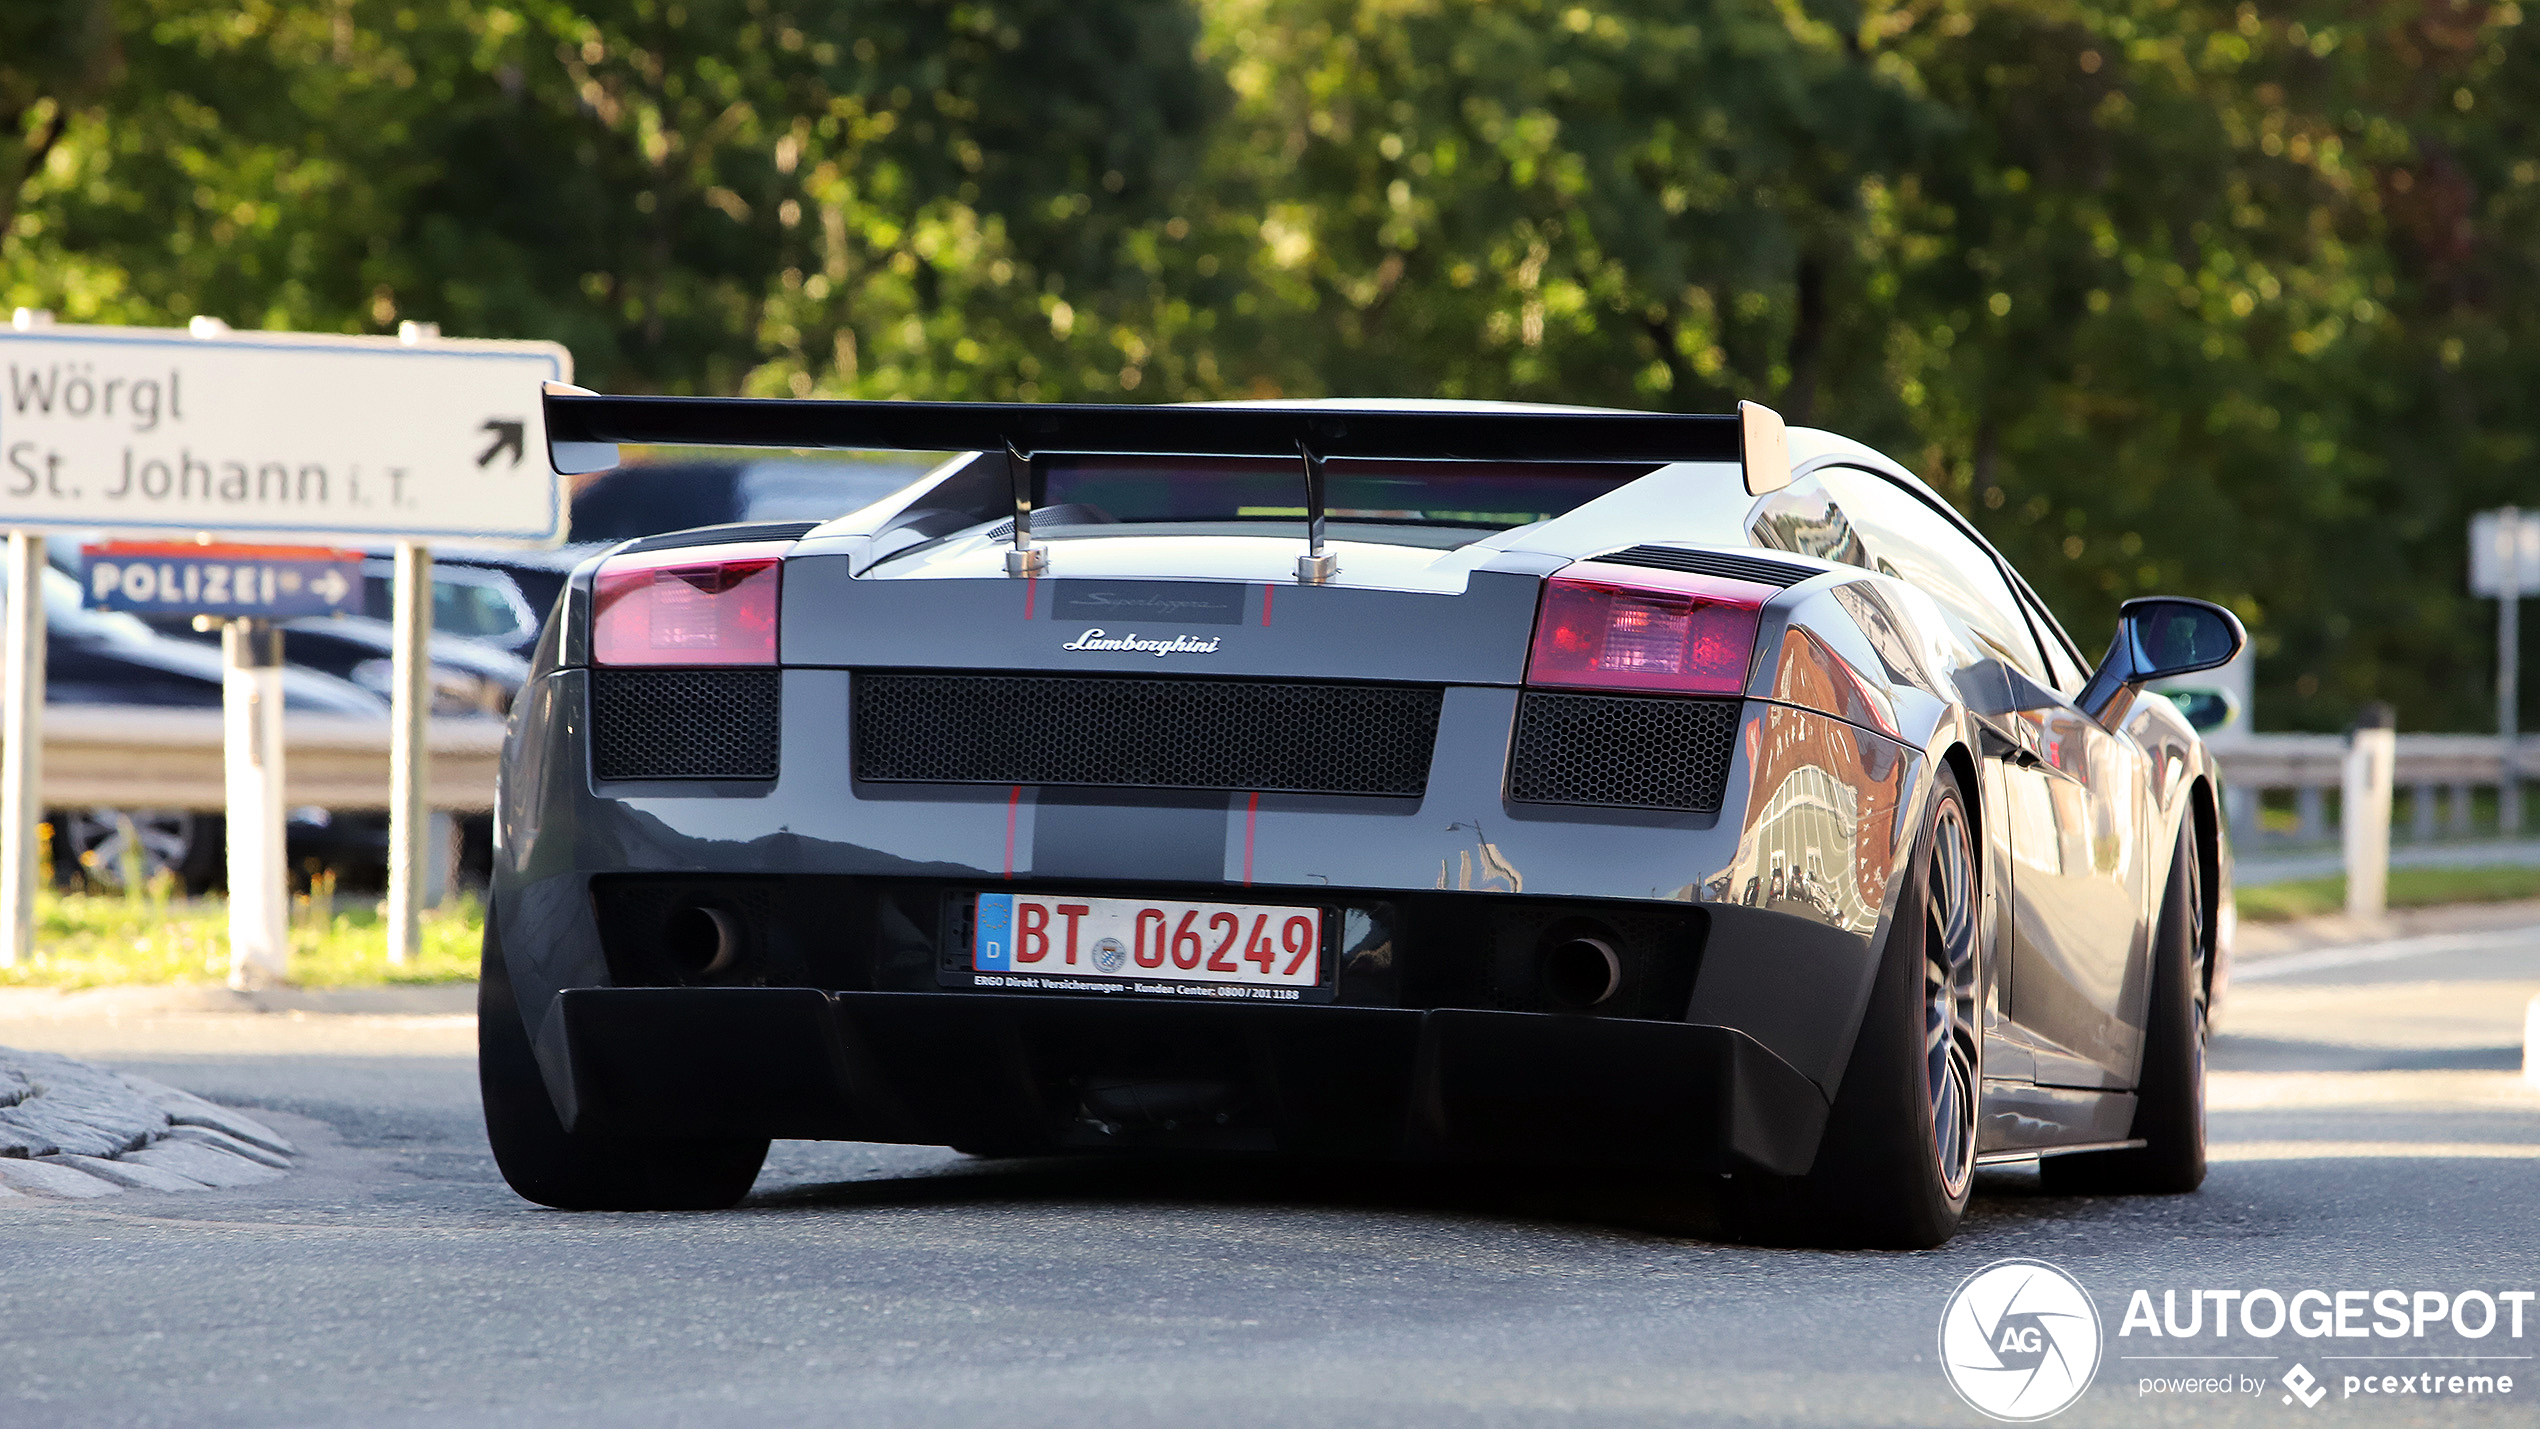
left=1939, top=1259, right=2104, bottom=1421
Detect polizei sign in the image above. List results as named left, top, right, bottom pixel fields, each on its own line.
left=82, top=541, right=365, bottom=619
left=0, top=323, right=570, bottom=546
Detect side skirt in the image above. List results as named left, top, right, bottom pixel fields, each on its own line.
left=1976, top=1140, right=2148, bottom=1167
left=1976, top=1079, right=2140, bottom=1158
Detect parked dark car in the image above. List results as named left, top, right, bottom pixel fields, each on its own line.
left=432, top=458, right=934, bottom=622
left=480, top=394, right=2242, bottom=1250
left=23, top=565, right=395, bottom=893
left=39, top=568, right=386, bottom=715
left=111, top=557, right=535, bottom=716
left=355, top=557, right=545, bottom=661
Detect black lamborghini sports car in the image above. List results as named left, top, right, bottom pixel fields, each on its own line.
left=481, top=393, right=2242, bottom=1247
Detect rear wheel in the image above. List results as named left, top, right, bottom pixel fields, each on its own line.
left=2040, top=821, right=2208, bottom=1195
left=479, top=904, right=768, bottom=1211
left=1734, top=768, right=1981, bottom=1248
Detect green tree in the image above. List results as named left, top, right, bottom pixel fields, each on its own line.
left=3, top=1, right=1220, bottom=395
left=1191, top=0, right=1935, bottom=413
left=0, top=0, right=116, bottom=242
left=1188, top=0, right=2535, bottom=730
left=13, top=0, right=2540, bottom=733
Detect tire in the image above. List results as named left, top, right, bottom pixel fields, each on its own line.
left=1732, top=767, right=1982, bottom=1249
left=52, top=808, right=224, bottom=895
left=479, top=904, right=769, bottom=1211
left=2039, top=821, right=2208, bottom=1195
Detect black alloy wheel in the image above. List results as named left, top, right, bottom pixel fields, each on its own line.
left=1923, top=793, right=1982, bottom=1205
left=1735, top=766, right=1983, bottom=1249
left=54, top=807, right=223, bottom=894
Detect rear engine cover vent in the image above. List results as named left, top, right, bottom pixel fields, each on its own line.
left=591, top=670, right=781, bottom=780
left=1508, top=692, right=1739, bottom=812
left=854, top=673, right=1442, bottom=797
left=1591, top=545, right=1818, bottom=588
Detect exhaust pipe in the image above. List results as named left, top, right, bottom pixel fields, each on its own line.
left=1541, top=934, right=1622, bottom=1010
left=665, top=905, right=742, bottom=980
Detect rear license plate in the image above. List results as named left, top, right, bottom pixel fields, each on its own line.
left=968, top=893, right=1327, bottom=1001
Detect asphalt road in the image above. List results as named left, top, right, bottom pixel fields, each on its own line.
left=0, top=930, right=2533, bottom=1429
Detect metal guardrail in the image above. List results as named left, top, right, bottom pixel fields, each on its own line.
left=2211, top=733, right=2534, bottom=844
left=21, top=715, right=2522, bottom=841
left=34, top=704, right=503, bottom=813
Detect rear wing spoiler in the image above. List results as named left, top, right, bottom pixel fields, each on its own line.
left=542, top=386, right=1792, bottom=580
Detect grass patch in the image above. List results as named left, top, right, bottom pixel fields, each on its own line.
left=2236, top=864, right=2540, bottom=923
left=0, top=878, right=482, bottom=989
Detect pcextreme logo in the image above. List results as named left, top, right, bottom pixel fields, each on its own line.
left=1938, top=1259, right=2105, bottom=1422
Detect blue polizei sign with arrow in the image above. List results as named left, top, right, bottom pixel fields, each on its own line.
left=81, top=541, right=364, bottom=619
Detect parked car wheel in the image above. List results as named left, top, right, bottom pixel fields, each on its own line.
left=2039, top=820, right=2209, bottom=1195
left=52, top=807, right=224, bottom=895
left=478, top=903, right=768, bottom=1211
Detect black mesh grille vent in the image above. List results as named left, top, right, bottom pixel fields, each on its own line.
left=854, top=673, right=1442, bottom=796
left=1592, top=545, right=1818, bottom=588
left=1509, top=693, right=1739, bottom=811
left=591, top=670, right=781, bottom=780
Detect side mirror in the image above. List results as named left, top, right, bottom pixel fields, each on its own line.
left=2078, top=597, right=2246, bottom=726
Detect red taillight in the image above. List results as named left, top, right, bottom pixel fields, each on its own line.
left=1526, top=566, right=1768, bottom=695
left=592, top=542, right=787, bottom=666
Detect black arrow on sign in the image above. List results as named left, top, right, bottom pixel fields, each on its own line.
left=477, top=418, right=526, bottom=469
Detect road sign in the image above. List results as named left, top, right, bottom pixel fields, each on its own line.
left=82, top=541, right=363, bottom=619
left=2470, top=507, right=2540, bottom=597
left=0, top=322, right=569, bottom=547
left=2473, top=508, right=2533, bottom=836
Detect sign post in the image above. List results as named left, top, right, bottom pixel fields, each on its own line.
left=2471, top=508, right=2539, bottom=836
left=388, top=539, right=431, bottom=966
left=222, top=619, right=289, bottom=984
left=2344, top=704, right=2396, bottom=917
left=0, top=533, right=43, bottom=967
left=0, top=320, right=567, bottom=984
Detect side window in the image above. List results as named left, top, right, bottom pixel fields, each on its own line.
left=435, top=579, right=527, bottom=642
left=2024, top=592, right=2094, bottom=695
left=1818, top=467, right=2049, bottom=682
left=1747, top=472, right=1871, bottom=568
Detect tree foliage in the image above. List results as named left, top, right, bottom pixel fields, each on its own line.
left=5, top=0, right=2538, bottom=731
left=2, top=0, right=1216, bottom=394
left=0, top=0, right=118, bottom=241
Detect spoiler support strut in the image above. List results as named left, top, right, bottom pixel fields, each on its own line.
left=1295, top=440, right=1335, bottom=584
left=1002, top=444, right=1044, bottom=576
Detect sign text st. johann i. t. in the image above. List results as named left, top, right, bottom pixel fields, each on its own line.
left=0, top=314, right=570, bottom=983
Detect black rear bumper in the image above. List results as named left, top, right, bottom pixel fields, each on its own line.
left=537, top=988, right=1831, bottom=1177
